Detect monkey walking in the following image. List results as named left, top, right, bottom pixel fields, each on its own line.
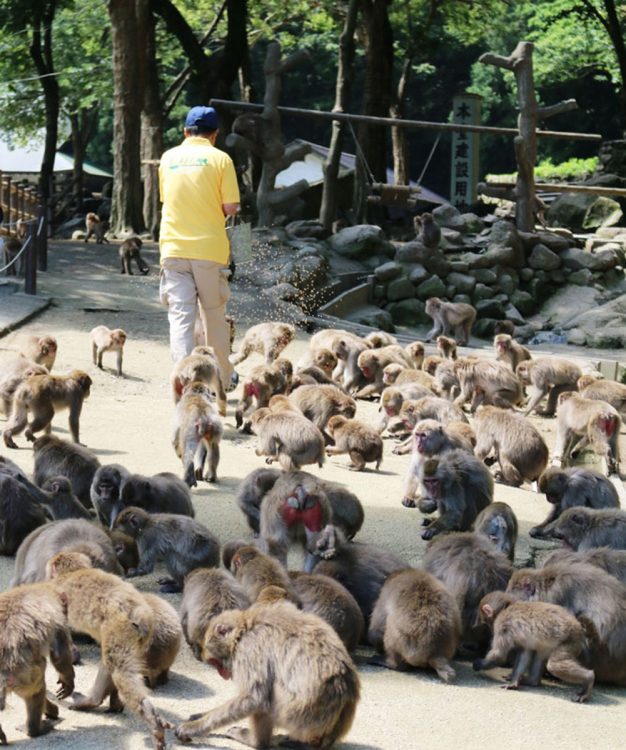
left=90, top=326, right=127, bottom=376
left=84, top=213, right=109, bottom=244
left=119, top=237, right=149, bottom=275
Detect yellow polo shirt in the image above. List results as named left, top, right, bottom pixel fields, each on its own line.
left=159, top=137, right=240, bottom=264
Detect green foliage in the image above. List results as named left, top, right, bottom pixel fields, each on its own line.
left=486, top=156, right=599, bottom=183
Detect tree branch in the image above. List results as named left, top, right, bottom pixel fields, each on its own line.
left=536, top=99, right=578, bottom=119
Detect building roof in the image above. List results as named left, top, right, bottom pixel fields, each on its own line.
left=0, top=137, right=112, bottom=177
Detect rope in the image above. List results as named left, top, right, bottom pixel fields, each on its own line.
left=0, top=234, right=32, bottom=274
left=348, top=120, right=376, bottom=185
left=416, top=133, right=441, bottom=187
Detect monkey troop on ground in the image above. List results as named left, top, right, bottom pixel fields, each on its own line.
left=1, top=310, right=625, bottom=748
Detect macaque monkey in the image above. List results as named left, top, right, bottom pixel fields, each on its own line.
left=494, top=320, right=515, bottom=336
left=516, top=357, right=582, bottom=416
left=419, top=449, right=494, bottom=539
left=507, top=562, right=626, bottom=685
left=90, top=325, right=127, bottom=376
left=473, top=592, right=594, bottom=702
left=235, top=357, right=292, bottom=428
left=308, top=524, right=408, bottom=622
left=84, top=212, right=109, bottom=243
left=325, top=415, right=383, bottom=471
left=180, top=568, right=250, bottom=659
left=430, top=357, right=465, bottom=400
left=171, top=347, right=227, bottom=416
left=113, top=506, right=220, bottom=593
left=331, top=335, right=372, bottom=391
left=398, top=396, right=468, bottom=439
left=364, top=331, right=397, bottom=348
left=0, top=473, right=50, bottom=554
left=554, top=392, right=620, bottom=474
left=15, top=217, right=27, bottom=239
left=542, top=547, right=626, bottom=587
left=0, top=583, right=74, bottom=742
left=454, top=359, right=523, bottom=412
left=3, top=370, right=92, bottom=447
left=368, top=568, right=461, bottom=681
left=423, top=532, right=512, bottom=647
left=259, top=473, right=332, bottom=568
left=249, top=408, right=326, bottom=470
left=493, top=333, right=531, bottom=372
left=40, top=475, right=93, bottom=520
left=405, top=341, right=425, bottom=369
left=355, top=346, right=411, bottom=398
left=173, top=380, right=223, bottom=486
left=2, top=236, right=23, bottom=275
left=378, top=384, right=432, bottom=434
left=230, top=321, right=295, bottom=365
left=290, top=366, right=338, bottom=390
left=33, top=435, right=100, bottom=508
left=382, top=363, right=437, bottom=390
left=436, top=335, right=457, bottom=360
left=19, top=334, right=58, bottom=370
left=119, top=472, right=194, bottom=519
left=174, top=603, right=360, bottom=748
left=142, top=592, right=182, bottom=688
left=473, top=406, right=549, bottom=486
left=289, top=382, right=355, bottom=431
left=530, top=466, right=620, bottom=539
left=400, top=419, right=473, bottom=508
left=425, top=297, right=476, bottom=346
left=46, top=552, right=173, bottom=747
left=541, top=506, right=626, bottom=551
left=578, top=374, right=626, bottom=420
left=89, top=463, right=130, bottom=526
left=473, top=502, right=518, bottom=561
left=119, top=236, right=149, bottom=275
left=295, top=347, right=337, bottom=377
left=229, top=545, right=298, bottom=603
left=415, top=211, right=441, bottom=248
left=0, top=359, right=48, bottom=416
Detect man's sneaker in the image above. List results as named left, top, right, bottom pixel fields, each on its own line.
left=226, top=370, right=239, bottom=392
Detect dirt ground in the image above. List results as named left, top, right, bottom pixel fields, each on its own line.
left=0, top=239, right=625, bottom=750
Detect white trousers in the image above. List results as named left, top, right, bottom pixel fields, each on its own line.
left=159, top=258, right=233, bottom=382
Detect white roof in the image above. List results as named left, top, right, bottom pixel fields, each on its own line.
left=0, top=137, right=112, bottom=177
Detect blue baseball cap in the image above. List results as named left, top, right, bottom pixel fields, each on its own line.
left=185, top=106, right=219, bottom=130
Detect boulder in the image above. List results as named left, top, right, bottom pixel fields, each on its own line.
left=473, top=318, right=500, bottom=339
left=432, top=204, right=464, bottom=229
left=386, top=278, right=416, bottom=301
left=510, top=290, right=535, bottom=316
left=423, top=253, right=451, bottom=277
left=504, top=303, right=526, bottom=325
left=453, top=294, right=472, bottom=305
left=440, top=227, right=463, bottom=244
left=475, top=299, right=506, bottom=319
left=547, top=192, right=623, bottom=231
left=55, top=216, right=86, bottom=238
left=395, top=241, right=428, bottom=264
left=568, top=268, right=594, bottom=286
left=519, top=268, right=534, bottom=282
left=352, top=308, right=395, bottom=332
left=472, top=283, right=495, bottom=301
left=484, top=220, right=525, bottom=268
left=536, top=231, right=572, bottom=253
left=560, top=247, right=619, bottom=272
left=374, top=261, right=403, bottom=282
left=471, top=268, right=498, bottom=284
left=388, top=298, right=429, bottom=326
left=449, top=261, right=470, bottom=273
left=459, top=213, right=485, bottom=233
left=262, top=283, right=301, bottom=304
left=446, top=272, right=476, bottom=295
left=497, top=274, right=517, bottom=296
left=328, top=224, right=387, bottom=258
left=285, top=220, right=330, bottom=240
left=409, top=265, right=429, bottom=285
left=416, top=276, right=446, bottom=300
left=528, top=244, right=561, bottom=271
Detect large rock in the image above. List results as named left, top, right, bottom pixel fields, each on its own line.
left=547, top=192, right=623, bottom=230
left=409, top=265, right=429, bottom=285
left=484, top=220, right=525, bottom=268
left=473, top=283, right=495, bottom=301
left=560, top=247, right=619, bottom=272
left=536, top=231, right=572, bottom=253
left=328, top=224, right=387, bottom=258
left=388, top=298, right=429, bottom=326
left=432, top=204, right=465, bottom=230
left=386, top=278, right=415, bottom=301
left=395, top=241, right=428, bottom=264
left=446, top=272, right=476, bottom=295
left=497, top=274, right=518, bottom=296
left=475, top=298, right=506, bottom=319
left=416, top=276, right=446, bottom=300
left=423, top=253, right=451, bottom=277
left=528, top=244, right=561, bottom=271
left=510, top=290, right=535, bottom=316
left=285, top=220, right=330, bottom=240
left=568, top=268, right=594, bottom=286
left=350, top=308, right=395, bottom=332
left=471, top=268, right=497, bottom=284
left=374, top=261, right=403, bottom=282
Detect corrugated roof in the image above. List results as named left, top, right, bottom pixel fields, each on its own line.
left=0, top=137, right=112, bottom=177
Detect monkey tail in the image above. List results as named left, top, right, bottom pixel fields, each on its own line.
left=0, top=674, right=7, bottom=710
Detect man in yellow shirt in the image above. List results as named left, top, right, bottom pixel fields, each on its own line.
left=159, top=106, right=240, bottom=386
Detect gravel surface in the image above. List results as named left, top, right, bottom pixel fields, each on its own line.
left=0, top=239, right=624, bottom=750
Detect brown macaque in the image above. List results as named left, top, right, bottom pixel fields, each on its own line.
left=113, top=506, right=220, bottom=593
left=235, top=357, right=292, bottom=428
left=516, top=357, right=582, bottom=416
left=436, top=335, right=457, bottom=360
left=473, top=405, right=549, bottom=486
left=119, top=471, right=194, bottom=522
left=180, top=568, right=250, bottom=659
left=578, top=374, right=626, bottom=421
left=15, top=218, right=27, bottom=240
left=0, top=359, right=48, bottom=416
left=364, top=331, right=397, bottom=348
left=473, top=502, right=518, bottom=561
left=399, top=396, right=468, bottom=439
left=3, top=370, right=92, bottom=447
left=382, top=363, right=437, bottom=390
left=325, top=415, right=383, bottom=471
left=0, top=583, right=74, bottom=742
left=12, top=518, right=124, bottom=585
left=377, top=384, right=433, bottom=434
left=493, top=333, right=531, bottom=372
left=541, top=506, right=626, bottom=551
left=289, top=571, right=364, bottom=650
left=119, top=236, right=149, bottom=275
left=171, top=347, right=227, bottom=416
left=290, top=366, right=338, bottom=390
left=416, top=211, right=441, bottom=248
left=46, top=553, right=173, bottom=747
left=84, top=212, right=109, bottom=244
left=249, top=408, right=326, bottom=471
left=0, top=473, right=50, bottom=554
left=308, top=524, right=409, bottom=623
left=109, top=529, right=139, bottom=574
left=229, top=545, right=298, bottom=603
left=90, top=325, right=127, bottom=376
left=423, top=532, right=512, bottom=648
left=530, top=466, right=619, bottom=539
left=172, top=380, right=223, bottom=487
left=432, top=358, right=468, bottom=401
left=2, top=237, right=23, bottom=276
left=507, top=562, right=626, bottom=685
left=309, top=328, right=370, bottom=390
left=259, top=473, right=332, bottom=568
left=419, top=449, right=494, bottom=539
left=19, top=334, right=58, bottom=370
left=423, top=355, right=444, bottom=376
left=174, top=602, right=360, bottom=748
left=368, top=568, right=461, bottom=681
left=554, top=392, right=620, bottom=475
left=89, top=463, right=131, bottom=526
left=40, top=475, right=93, bottom=520
left=296, top=347, right=338, bottom=377
left=405, top=341, right=426, bottom=369
left=193, top=310, right=235, bottom=350
left=289, top=383, right=356, bottom=439
left=542, top=547, right=626, bottom=587
left=425, top=297, right=476, bottom=346
left=473, top=593, right=594, bottom=702
left=230, top=321, right=295, bottom=365
left=400, top=419, right=473, bottom=508
left=236, top=467, right=364, bottom=540
left=33, top=435, right=100, bottom=508
left=355, top=346, right=411, bottom=398
left=141, top=592, right=182, bottom=688
left=454, top=359, right=523, bottom=412
left=494, top=320, right=515, bottom=336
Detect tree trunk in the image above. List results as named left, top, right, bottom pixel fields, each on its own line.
left=320, top=0, right=359, bottom=230
left=391, top=55, right=412, bottom=186
left=69, top=113, right=85, bottom=212
left=29, top=4, right=59, bottom=207
left=138, top=1, right=163, bottom=239
left=602, top=0, right=626, bottom=132
left=108, top=0, right=145, bottom=235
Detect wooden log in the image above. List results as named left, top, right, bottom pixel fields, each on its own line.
left=484, top=181, right=626, bottom=197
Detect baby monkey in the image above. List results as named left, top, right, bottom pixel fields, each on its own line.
left=90, top=325, right=127, bottom=376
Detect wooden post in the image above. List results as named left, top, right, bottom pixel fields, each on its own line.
left=24, top=218, right=37, bottom=294
left=4, top=176, right=12, bottom=234
left=36, top=204, right=47, bottom=272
